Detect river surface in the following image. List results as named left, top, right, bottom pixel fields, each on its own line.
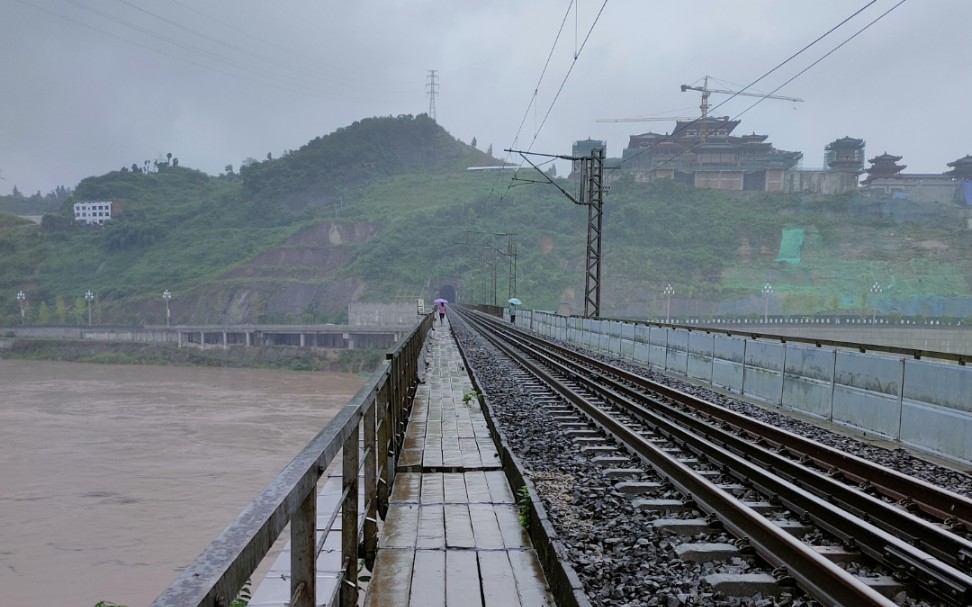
left=0, top=360, right=365, bottom=607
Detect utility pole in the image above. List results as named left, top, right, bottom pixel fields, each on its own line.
left=581, top=148, right=605, bottom=318
left=463, top=231, right=517, bottom=304
left=507, top=233, right=517, bottom=301
left=507, top=147, right=606, bottom=318
left=426, top=70, right=438, bottom=121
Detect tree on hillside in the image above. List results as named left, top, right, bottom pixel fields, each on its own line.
left=37, top=301, right=51, bottom=325
left=54, top=296, right=68, bottom=324
left=471, top=137, right=477, bottom=148
left=73, top=296, right=85, bottom=325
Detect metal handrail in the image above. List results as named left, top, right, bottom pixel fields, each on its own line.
left=151, top=314, right=431, bottom=607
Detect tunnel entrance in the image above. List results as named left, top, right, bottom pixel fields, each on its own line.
left=438, top=284, right=457, bottom=303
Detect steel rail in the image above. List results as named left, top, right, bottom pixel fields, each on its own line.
left=461, top=311, right=897, bottom=607
left=502, top=332, right=972, bottom=606
left=592, top=371, right=972, bottom=576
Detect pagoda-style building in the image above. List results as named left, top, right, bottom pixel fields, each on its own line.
left=572, top=138, right=605, bottom=157
left=946, top=155, right=972, bottom=180
left=861, top=152, right=971, bottom=204
left=570, top=138, right=606, bottom=177
left=863, top=152, right=906, bottom=184
left=824, top=137, right=865, bottom=173
left=620, top=117, right=802, bottom=192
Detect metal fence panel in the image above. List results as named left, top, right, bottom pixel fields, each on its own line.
left=832, top=351, right=902, bottom=439
left=781, top=344, right=835, bottom=419
left=742, top=340, right=785, bottom=406
left=648, top=327, right=668, bottom=368
left=687, top=332, right=715, bottom=383
left=666, top=330, right=688, bottom=375
left=902, top=359, right=972, bottom=414
left=899, top=360, right=972, bottom=463
left=712, top=334, right=745, bottom=393
left=619, top=322, right=636, bottom=359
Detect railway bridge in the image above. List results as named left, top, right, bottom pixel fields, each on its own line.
left=149, top=307, right=972, bottom=607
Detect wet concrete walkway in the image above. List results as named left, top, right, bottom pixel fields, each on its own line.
left=363, top=318, right=555, bottom=606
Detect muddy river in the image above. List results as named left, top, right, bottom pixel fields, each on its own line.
left=0, top=359, right=364, bottom=606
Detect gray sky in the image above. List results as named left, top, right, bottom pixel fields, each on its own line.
left=2, top=0, right=970, bottom=196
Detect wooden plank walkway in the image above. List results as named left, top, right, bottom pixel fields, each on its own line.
left=363, top=320, right=554, bottom=606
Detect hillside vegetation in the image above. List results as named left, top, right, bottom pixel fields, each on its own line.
left=2, top=113, right=970, bottom=326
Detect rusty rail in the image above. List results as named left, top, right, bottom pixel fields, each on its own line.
left=150, top=314, right=432, bottom=607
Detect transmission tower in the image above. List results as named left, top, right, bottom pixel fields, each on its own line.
left=426, top=70, right=439, bottom=121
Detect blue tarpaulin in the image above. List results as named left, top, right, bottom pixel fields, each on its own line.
left=963, top=181, right=972, bottom=206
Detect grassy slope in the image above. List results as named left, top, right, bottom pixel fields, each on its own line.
left=1, top=116, right=970, bottom=323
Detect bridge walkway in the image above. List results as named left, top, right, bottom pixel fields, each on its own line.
left=363, top=318, right=555, bottom=606
left=249, top=318, right=554, bottom=606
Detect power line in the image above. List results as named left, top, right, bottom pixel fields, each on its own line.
left=733, top=0, right=908, bottom=122
left=15, top=0, right=409, bottom=100
left=490, top=0, right=610, bottom=204
left=485, top=0, right=576, bottom=203
left=528, top=0, right=609, bottom=153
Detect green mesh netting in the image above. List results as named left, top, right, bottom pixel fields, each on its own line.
left=775, top=228, right=804, bottom=264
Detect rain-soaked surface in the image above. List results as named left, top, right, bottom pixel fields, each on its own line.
left=0, top=359, right=364, bottom=607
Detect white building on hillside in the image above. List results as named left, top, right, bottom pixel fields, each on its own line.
left=74, top=201, right=113, bottom=225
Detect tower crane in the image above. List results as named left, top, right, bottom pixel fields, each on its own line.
left=595, top=116, right=698, bottom=124
left=680, top=75, right=803, bottom=142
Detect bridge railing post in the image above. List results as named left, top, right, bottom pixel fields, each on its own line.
left=340, top=419, right=360, bottom=607
left=363, top=396, right=378, bottom=569
left=290, top=481, right=317, bottom=607
left=376, top=382, right=391, bottom=519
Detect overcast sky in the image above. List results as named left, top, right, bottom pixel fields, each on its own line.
left=2, top=0, right=970, bottom=196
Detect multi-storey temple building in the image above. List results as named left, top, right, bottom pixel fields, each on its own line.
left=619, top=117, right=803, bottom=192
left=577, top=119, right=969, bottom=200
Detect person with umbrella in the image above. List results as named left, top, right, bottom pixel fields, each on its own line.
left=508, top=298, right=521, bottom=324
left=434, top=298, right=447, bottom=325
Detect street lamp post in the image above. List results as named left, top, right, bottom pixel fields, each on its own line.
left=17, top=290, right=26, bottom=325
left=163, top=289, right=172, bottom=327
left=84, top=290, right=94, bottom=326
left=870, top=282, right=882, bottom=323
left=664, top=284, right=674, bottom=323
left=762, top=283, right=773, bottom=323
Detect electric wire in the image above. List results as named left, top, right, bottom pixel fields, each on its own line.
left=732, top=0, right=908, bottom=122
left=486, top=1, right=576, bottom=203
left=163, top=0, right=413, bottom=93
left=16, top=0, right=409, bottom=100
left=492, top=0, right=609, bottom=204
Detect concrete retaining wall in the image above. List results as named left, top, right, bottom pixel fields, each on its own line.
left=528, top=311, right=972, bottom=467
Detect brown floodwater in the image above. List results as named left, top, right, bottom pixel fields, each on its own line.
left=0, top=359, right=364, bottom=607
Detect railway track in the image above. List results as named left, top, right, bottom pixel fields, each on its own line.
left=453, top=308, right=972, bottom=606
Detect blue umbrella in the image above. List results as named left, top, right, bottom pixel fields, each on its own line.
left=508, top=298, right=522, bottom=305
left=434, top=298, right=448, bottom=304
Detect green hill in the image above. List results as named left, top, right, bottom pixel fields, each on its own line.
left=2, top=114, right=971, bottom=326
